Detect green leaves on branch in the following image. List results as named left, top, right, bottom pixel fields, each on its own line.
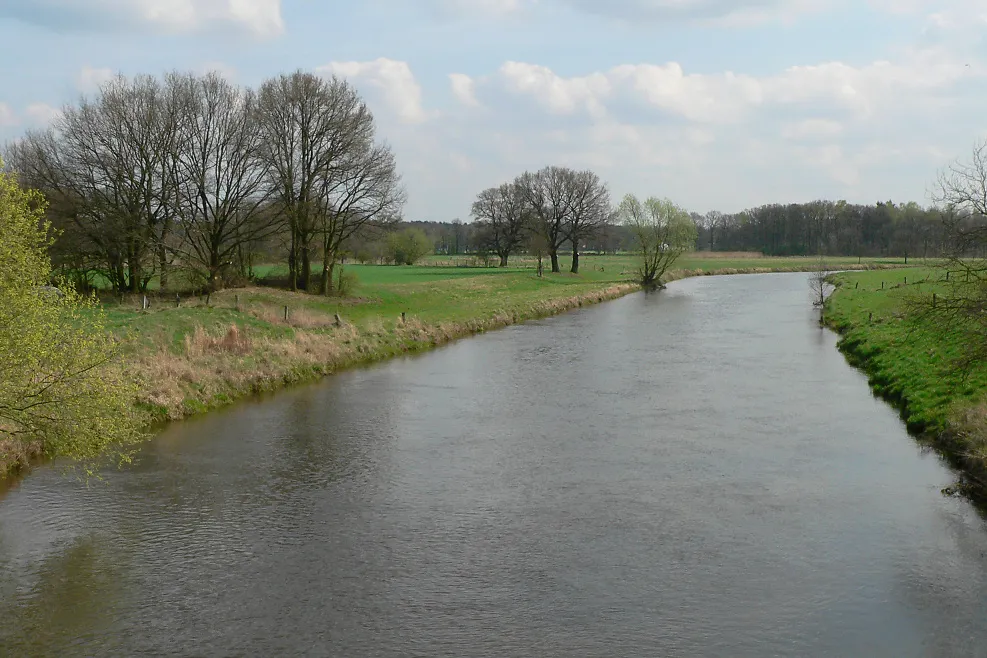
left=0, top=165, right=145, bottom=478
left=618, top=194, right=697, bottom=287
left=387, top=228, right=432, bottom=266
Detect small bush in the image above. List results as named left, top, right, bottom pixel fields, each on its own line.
left=387, top=228, right=433, bottom=265
left=336, top=267, right=359, bottom=297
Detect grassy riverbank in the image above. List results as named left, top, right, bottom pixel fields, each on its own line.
left=1, top=254, right=908, bottom=479
left=825, top=267, right=987, bottom=490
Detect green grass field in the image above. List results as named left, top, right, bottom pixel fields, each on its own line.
left=825, top=266, right=987, bottom=490
left=101, top=253, right=909, bottom=352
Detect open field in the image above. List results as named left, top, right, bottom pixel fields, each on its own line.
left=825, top=266, right=987, bottom=491
left=1, top=253, right=911, bottom=478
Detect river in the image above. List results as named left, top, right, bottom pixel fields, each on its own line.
left=2, top=273, right=987, bottom=657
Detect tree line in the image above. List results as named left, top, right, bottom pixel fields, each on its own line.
left=696, top=200, right=954, bottom=260
left=5, top=70, right=405, bottom=295
left=396, top=198, right=955, bottom=266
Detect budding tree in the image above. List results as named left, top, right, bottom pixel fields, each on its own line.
left=618, top=194, right=697, bottom=287
left=0, top=165, right=144, bottom=476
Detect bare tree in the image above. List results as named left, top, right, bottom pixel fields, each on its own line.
left=916, top=139, right=987, bottom=368
left=257, top=72, right=332, bottom=291
left=167, top=72, right=275, bottom=290
left=7, top=75, right=179, bottom=293
left=516, top=166, right=577, bottom=273
left=703, top=210, right=724, bottom=251
left=618, top=193, right=697, bottom=288
left=565, top=169, right=611, bottom=273
left=313, top=139, right=404, bottom=295
left=808, top=255, right=831, bottom=324
left=470, top=181, right=527, bottom=267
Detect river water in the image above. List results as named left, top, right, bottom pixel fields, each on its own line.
left=2, top=273, right=987, bottom=657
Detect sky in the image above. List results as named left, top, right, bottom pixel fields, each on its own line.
left=0, top=0, right=985, bottom=221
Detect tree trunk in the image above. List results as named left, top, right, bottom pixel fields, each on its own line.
left=289, top=223, right=298, bottom=291
left=570, top=241, right=580, bottom=274
left=300, top=244, right=311, bottom=291
left=550, top=251, right=560, bottom=273
left=128, top=248, right=140, bottom=294
left=158, top=244, right=169, bottom=291
left=320, top=246, right=335, bottom=296
left=499, top=253, right=509, bottom=267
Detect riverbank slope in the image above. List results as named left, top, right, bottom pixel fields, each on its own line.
left=825, top=267, right=987, bottom=491
left=2, top=254, right=907, bottom=479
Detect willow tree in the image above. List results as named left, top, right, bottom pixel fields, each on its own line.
left=0, top=166, right=144, bottom=476
left=619, top=194, right=697, bottom=288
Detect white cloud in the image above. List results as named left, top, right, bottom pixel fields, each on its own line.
left=611, top=63, right=763, bottom=123
left=364, top=41, right=987, bottom=222
left=781, top=118, right=844, bottom=140
left=1, top=0, right=284, bottom=38
left=499, top=62, right=611, bottom=118
left=24, top=103, right=63, bottom=126
left=0, top=104, right=18, bottom=128
left=484, top=47, right=983, bottom=125
left=198, top=61, right=239, bottom=81
left=76, top=66, right=115, bottom=93
left=450, top=74, right=480, bottom=107
left=427, top=0, right=830, bottom=23
left=437, top=0, right=526, bottom=15
left=320, top=58, right=427, bottom=124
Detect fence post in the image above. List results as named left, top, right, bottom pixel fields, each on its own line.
left=284, top=305, right=289, bottom=322
left=142, top=295, right=148, bottom=311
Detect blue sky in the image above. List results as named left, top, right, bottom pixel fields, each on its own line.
left=1, top=0, right=985, bottom=221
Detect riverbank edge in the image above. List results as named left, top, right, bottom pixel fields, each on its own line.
left=824, top=276, right=987, bottom=495
left=0, top=262, right=906, bottom=480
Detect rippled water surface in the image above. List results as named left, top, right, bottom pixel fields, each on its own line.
left=3, top=273, right=987, bottom=657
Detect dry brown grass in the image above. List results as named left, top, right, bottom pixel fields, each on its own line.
left=184, top=324, right=252, bottom=357
left=0, top=435, right=44, bottom=479
left=950, top=402, right=987, bottom=466
left=122, top=281, right=640, bottom=423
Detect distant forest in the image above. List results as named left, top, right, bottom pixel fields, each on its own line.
left=405, top=199, right=948, bottom=261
